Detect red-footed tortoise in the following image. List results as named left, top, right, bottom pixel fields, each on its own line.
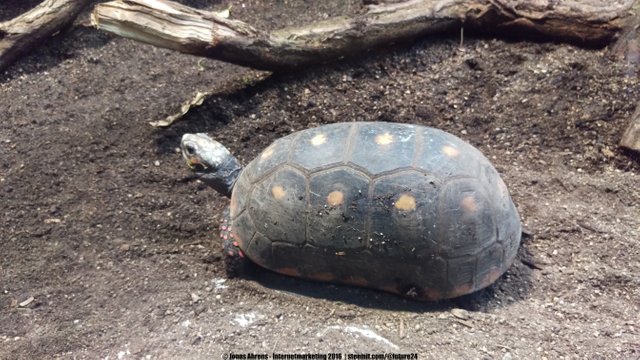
left=181, top=122, right=521, bottom=300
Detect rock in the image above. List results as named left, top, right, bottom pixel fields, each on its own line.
left=336, top=310, right=356, bottom=319
left=451, top=308, right=470, bottom=320
left=190, top=293, right=201, bottom=303
left=18, top=296, right=34, bottom=307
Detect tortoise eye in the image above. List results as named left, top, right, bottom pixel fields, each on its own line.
left=184, top=144, right=197, bottom=156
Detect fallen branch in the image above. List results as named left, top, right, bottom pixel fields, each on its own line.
left=90, top=0, right=640, bottom=152
left=610, top=3, right=640, bottom=156
left=0, top=0, right=91, bottom=72
left=91, top=0, right=634, bottom=71
left=620, top=105, right=640, bottom=153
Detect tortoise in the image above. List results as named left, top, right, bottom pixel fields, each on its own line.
left=181, top=122, right=521, bottom=300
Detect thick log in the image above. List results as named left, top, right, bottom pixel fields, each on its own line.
left=0, top=0, right=90, bottom=71
left=620, top=106, right=640, bottom=153
left=92, top=0, right=634, bottom=72
left=91, top=0, right=640, bottom=149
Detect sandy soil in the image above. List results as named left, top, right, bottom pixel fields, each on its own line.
left=1, top=1, right=639, bottom=359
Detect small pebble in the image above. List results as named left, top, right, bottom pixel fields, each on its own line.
left=451, top=308, right=470, bottom=320
left=18, top=297, right=34, bottom=307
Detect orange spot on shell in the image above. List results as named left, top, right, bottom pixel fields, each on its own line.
left=309, top=272, right=335, bottom=282
left=277, top=267, right=302, bottom=277
left=442, top=145, right=460, bottom=157
left=395, top=194, right=417, bottom=211
left=375, top=132, right=394, bottom=145
left=477, top=266, right=504, bottom=290
left=381, top=285, right=400, bottom=295
left=260, top=146, right=275, bottom=160
left=461, top=195, right=477, bottom=212
left=344, top=276, right=369, bottom=287
left=310, top=133, right=327, bottom=146
left=271, top=185, right=286, bottom=200
left=230, top=192, right=239, bottom=215
left=326, top=190, right=344, bottom=206
left=422, top=288, right=444, bottom=301
left=447, top=283, right=475, bottom=298
left=497, top=177, right=509, bottom=197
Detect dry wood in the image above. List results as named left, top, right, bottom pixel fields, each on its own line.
left=92, top=0, right=640, bottom=141
left=0, top=0, right=90, bottom=71
left=620, top=105, right=640, bottom=153
left=607, top=1, right=640, bottom=156
left=92, top=0, right=634, bottom=71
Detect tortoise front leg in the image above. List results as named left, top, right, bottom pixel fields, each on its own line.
left=219, top=207, right=253, bottom=277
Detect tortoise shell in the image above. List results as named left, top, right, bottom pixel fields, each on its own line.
left=228, top=122, right=521, bottom=300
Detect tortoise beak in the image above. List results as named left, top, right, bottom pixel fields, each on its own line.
left=185, top=157, right=197, bottom=169
left=184, top=156, right=208, bottom=172
left=181, top=145, right=202, bottom=170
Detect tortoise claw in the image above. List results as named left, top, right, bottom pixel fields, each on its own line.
left=220, top=219, right=245, bottom=259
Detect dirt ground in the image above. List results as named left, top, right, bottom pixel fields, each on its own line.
left=1, top=1, right=639, bottom=359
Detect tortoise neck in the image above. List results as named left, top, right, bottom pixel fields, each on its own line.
left=199, top=157, right=242, bottom=198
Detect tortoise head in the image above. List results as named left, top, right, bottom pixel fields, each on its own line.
left=181, top=133, right=231, bottom=171
left=181, top=133, right=242, bottom=198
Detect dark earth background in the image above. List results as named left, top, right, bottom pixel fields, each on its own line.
left=1, top=1, right=639, bottom=359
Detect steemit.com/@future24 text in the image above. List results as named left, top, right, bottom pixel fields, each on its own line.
left=224, top=353, right=419, bottom=360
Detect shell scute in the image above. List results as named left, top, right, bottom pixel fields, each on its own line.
left=244, top=136, right=294, bottom=182
left=370, top=170, right=441, bottom=257
left=308, top=167, right=369, bottom=249
left=349, top=122, right=416, bottom=175
left=291, top=123, right=352, bottom=171
left=248, top=167, right=308, bottom=247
